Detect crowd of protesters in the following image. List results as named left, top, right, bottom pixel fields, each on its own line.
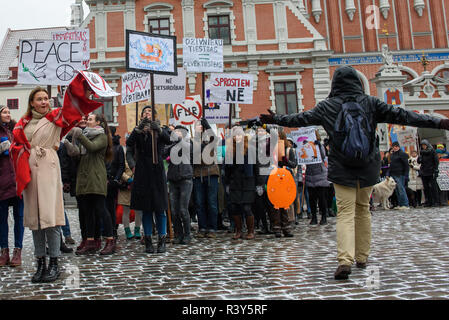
left=2, top=66, right=449, bottom=283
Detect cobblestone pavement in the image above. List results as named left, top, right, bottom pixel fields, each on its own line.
left=1, top=206, right=449, bottom=300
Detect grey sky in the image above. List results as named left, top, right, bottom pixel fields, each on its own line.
left=0, top=0, right=90, bottom=45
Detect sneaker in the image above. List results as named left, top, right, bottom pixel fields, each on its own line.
left=196, top=232, right=206, bottom=238
left=65, top=237, right=75, bottom=245
left=398, top=206, right=410, bottom=210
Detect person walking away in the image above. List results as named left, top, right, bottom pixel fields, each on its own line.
left=418, top=140, right=440, bottom=207
left=389, top=141, right=410, bottom=210
left=408, top=150, right=424, bottom=207
left=69, top=114, right=116, bottom=255
left=126, top=106, right=171, bottom=254
left=305, top=130, right=330, bottom=225
left=0, top=105, right=24, bottom=267
left=260, top=65, right=449, bottom=280
left=164, top=125, right=194, bottom=244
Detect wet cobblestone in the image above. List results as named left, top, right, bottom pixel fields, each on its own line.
left=1, top=206, right=449, bottom=300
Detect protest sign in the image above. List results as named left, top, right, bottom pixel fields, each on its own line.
left=121, top=72, right=151, bottom=105
left=171, top=95, right=202, bottom=126
left=396, top=126, right=417, bottom=148
left=52, top=29, right=90, bottom=69
left=290, top=128, right=322, bottom=165
left=78, top=71, right=119, bottom=98
left=183, top=38, right=223, bottom=73
left=126, top=30, right=177, bottom=75
left=18, top=39, right=84, bottom=85
left=208, top=73, right=254, bottom=104
left=204, top=103, right=230, bottom=124
left=437, top=159, right=449, bottom=191
left=154, top=68, right=186, bottom=104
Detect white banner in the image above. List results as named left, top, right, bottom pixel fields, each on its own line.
left=18, top=39, right=85, bottom=85
left=290, top=128, right=322, bottom=165
left=52, top=29, right=90, bottom=70
left=208, top=73, right=254, bottom=104
left=154, top=67, right=186, bottom=104
left=204, top=103, right=230, bottom=124
left=121, top=72, right=151, bottom=105
left=78, top=71, right=119, bottom=98
left=396, top=127, right=418, bottom=148
left=183, top=38, right=223, bottom=73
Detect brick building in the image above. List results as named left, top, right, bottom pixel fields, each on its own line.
left=2, top=0, right=449, bottom=145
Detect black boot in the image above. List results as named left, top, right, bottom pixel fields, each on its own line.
left=31, top=257, right=46, bottom=283
left=60, top=235, right=73, bottom=253
left=144, top=235, right=154, bottom=254
left=157, top=235, right=167, bottom=253
left=42, top=257, right=60, bottom=283
left=310, top=212, right=318, bottom=225
left=320, top=212, right=327, bottom=225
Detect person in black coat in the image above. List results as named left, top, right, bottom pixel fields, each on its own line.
left=224, top=126, right=258, bottom=240
left=389, top=141, right=410, bottom=209
left=418, top=139, right=441, bottom=207
left=105, top=127, right=125, bottom=238
left=126, top=106, right=171, bottom=254
left=260, top=65, right=449, bottom=280
left=164, top=125, right=194, bottom=245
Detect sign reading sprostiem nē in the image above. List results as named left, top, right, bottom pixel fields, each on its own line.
left=208, top=73, right=254, bottom=104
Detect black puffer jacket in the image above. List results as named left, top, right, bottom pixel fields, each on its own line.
left=272, top=66, right=442, bottom=188
left=418, top=139, right=439, bottom=177
left=389, top=149, right=409, bottom=177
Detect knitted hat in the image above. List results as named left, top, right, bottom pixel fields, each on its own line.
left=392, top=141, right=400, bottom=148
left=437, top=144, right=445, bottom=150
left=141, top=105, right=157, bottom=117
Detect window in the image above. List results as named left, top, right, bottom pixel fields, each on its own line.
left=149, top=18, right=170, bottom=35
left=93, top=98, right=114, bottom=123
left=208, top=15, right=231, bottom=45
left=274, top=82, right=298, bottom=115
left=7, top=99, right=18, bottom=110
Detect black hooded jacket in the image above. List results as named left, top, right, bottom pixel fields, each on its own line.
left=272, top=66, right=441, bottom=188
left=418, top=139, right=439, bottom=177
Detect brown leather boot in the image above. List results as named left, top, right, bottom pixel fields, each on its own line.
left=232, top=216, right=242, bottom=240
left=9, top=248, right=21, bottom=267
left=245, top=216, right=255, bottom=240
left=99, top=239, right=116, bottom=255
left=75, top=240, right=97, bottom=255
left=0, top=248, right=10, bottom=266
left=94, top=238, right=102, bottom=251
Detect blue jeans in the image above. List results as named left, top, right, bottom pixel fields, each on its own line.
left=392, top=175, right=409, bottom=207
left=0, top=197, right=24, bottom=249
left=61, top=211, right=71, bottom=238
left=141, top=211, right=167, bottom=236
left=193, top=176, right=219, bottom=233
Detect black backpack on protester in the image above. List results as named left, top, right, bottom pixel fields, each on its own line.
left=333, top=96, right=377, bottom=167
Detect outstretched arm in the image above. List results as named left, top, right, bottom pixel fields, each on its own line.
left=260, top=104, right=324, bottom=128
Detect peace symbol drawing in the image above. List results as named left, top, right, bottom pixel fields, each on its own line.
left=56, top=64, right=75, bottom=82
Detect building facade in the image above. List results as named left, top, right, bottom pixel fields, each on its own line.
left=2, top=0, right=449, bottom=145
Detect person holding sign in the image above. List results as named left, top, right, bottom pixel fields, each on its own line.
left=126, top=106, right=172, bottom=254
left=11, top=80, right=103, bottom=283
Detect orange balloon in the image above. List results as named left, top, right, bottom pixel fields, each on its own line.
left=267, top=167, right=297, bottom=209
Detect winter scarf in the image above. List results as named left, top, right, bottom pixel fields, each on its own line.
left=79, top=126, right=105, bottom=155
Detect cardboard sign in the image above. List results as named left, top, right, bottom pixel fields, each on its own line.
left=208, top=73, right=254, bottom=104
left=18, top=39, right=84, bottom=85
left=437, top=159, right=449, bottom=191
left=172, top=95, right=203, bottom=126
left=121, top=72, right=151, bottom=105
left=290, top=128, right=322, bottom=165
left=154, top=67, right=186, bottom=104
left=78, top=71, right=119, bottom=98
left=126, top=30, right=177, bottom=75
left=52, top=29, right=90, bottom=70
left=183, top=38, right=224, bottom=73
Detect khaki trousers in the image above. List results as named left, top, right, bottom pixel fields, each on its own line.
left=334, top=183, right=373, bottom=266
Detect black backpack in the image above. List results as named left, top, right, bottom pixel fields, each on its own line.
left=333, top=96, right=375, bottom=167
